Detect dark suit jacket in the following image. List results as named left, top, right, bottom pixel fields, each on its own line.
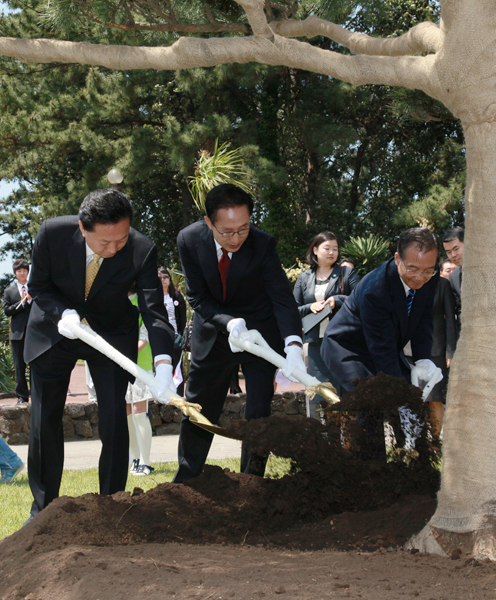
left=449, top=266, right=462, bottom=321
left=321, top=257, right=438, bottom=392
left=177, top=220, right=301, bottom=361
left=3, top=284, right=31, bottom=341
left=25, top=215, right=174, bottom=364
left=432, top=277, right=457, bottom=358
left=293, top=265, right=360, bottom=343
left=173, top=290, right=187, bottom=336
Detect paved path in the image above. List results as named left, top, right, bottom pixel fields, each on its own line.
left=12, top=434, right=242, bottom=471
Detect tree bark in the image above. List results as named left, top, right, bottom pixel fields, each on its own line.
left=408, top=120, right=496, bottom=558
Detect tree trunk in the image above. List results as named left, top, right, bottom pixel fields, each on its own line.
left=409, top=121, right=496, bottom=559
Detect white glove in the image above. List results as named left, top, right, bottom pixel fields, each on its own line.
left=227, top=318, right=251, bottom=353
left=57, top=309, right=81, bottom=339
left=149, top=363, right=174, bottom=405
left=412, top=359, right=440, bottom=383
left=283, top=344, right=306, bottom=382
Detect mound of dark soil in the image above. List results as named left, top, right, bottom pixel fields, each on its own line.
left=2, top=373, right=439, bottom=556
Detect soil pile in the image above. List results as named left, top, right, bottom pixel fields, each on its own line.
left=2, top=373, right=438, bottom=551
left=0, top=373, right=448, bottom=600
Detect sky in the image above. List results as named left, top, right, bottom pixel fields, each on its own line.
left=0, top=180, right=20, bottom=280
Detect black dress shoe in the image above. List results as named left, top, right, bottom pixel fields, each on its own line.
left=17, top=397, right=28, bottom=404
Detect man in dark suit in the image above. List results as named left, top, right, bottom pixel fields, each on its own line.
left=174, top=184, right=304, bottom=483
left=3, top=259, right=32, bottom=404
left=25, top=189, right=175, bottom=517
left=442, top=227, right=464, bottom=328
left=321, top=228, right=440, bottom=458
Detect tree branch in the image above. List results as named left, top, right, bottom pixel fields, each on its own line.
left=0, top=34, right=441, bottom=98
left=0, top=0, right=443, bottom=101
left=271, top=16, right=444, bottom=56
left=237, top=0, right=273, bottom=38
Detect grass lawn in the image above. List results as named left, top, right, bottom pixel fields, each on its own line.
left=0, top=456, right=291, bottom=541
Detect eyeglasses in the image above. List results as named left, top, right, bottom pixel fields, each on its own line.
left=400, top=260, right=437, bottom=278
left=158, top=275, right=170, bottom=281
left=213, top=224, right=250, bottom=239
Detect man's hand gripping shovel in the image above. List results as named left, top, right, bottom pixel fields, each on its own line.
left=411, top=365, right=444, bottom=401
left=62, top=320, right=243, bottom=440
left=228, top=329, right=341, bottom=415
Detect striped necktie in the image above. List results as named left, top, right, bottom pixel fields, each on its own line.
left=406, top=288, right=415, bottom=315
left=85, top=253, right=101, bottom=300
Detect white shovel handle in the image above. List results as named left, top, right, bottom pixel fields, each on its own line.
left=229, top=329, right=321, bottom=388
left=64, top=320, right=177, bottom=402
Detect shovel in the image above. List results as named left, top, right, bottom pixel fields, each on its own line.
left=228, top=329, right=340, bottom=415
left=62, top=320, right=243, bottom=440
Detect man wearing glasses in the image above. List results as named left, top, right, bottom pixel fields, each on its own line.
left=174, top=183, right=304, bottom=482
left=321, top=228, right=439, bottom=459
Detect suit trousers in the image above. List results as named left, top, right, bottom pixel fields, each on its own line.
left=11, top=338, right=29, bottom=400
left=173, top=335, right=277, bottom=483
left=28, top=337, right=130, bottom=516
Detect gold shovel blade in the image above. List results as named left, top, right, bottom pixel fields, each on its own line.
left=189, top=418, right=243, bottom=441
left=168, top=397, right=243, bottom=440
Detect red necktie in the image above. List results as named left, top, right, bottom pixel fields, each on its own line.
left=218, top=248, right=230, bottom=301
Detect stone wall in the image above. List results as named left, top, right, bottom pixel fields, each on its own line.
left=0, top=391, right=307, bottom=445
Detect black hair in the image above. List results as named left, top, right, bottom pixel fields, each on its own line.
left=397, top=228, right=438, bottom=260
left=204, top=184, right=253, bottom=222
left=158, top=267, right=177, bottom=298
left=306, top=232, right=340, bottom=270
left=13, top=259, right=29, bottom=273
left=340, top=258, right=356, bottom=269
left=442, top=227, right=464, bottom=244
left=79, top=189, right=133, bottom=232
left=440, top=257, right=456, bottom=269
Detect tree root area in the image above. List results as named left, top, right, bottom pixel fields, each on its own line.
left=4, top=373, right=479, bottom=600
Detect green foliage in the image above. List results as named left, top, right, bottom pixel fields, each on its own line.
left=0, top=304, right=15, bottom=393
left=0, top=0, right=465, bottom=272
left=284, top=259, right=310, bottom=284
left=341, top=234, right=390, bottom=276
left=188, top=140, right=252, bottom=214
left=393, top=174, right=465, bottom=233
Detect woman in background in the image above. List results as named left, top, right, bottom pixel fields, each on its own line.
left=293, top=232, right=359, bottom=417
left=158, top=267, right=187, bottom=396
left=127, top=291, right=154, bottom=476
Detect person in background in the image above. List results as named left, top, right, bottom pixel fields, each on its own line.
left=440, top=258, right=456, bottom=280
left=127, top=291, right=154, bottom=476
left=3, top=259, right=32, bottom=404
left=293, top=232, right=359, bottom=417
left=158, top=267, right=187, bottom=396
left=0, top=436, right=24, bottom=483
left=340, top=258, right=356, bottom=270
left=442, top=227, right=464, bottom=326
left=424, top=271, right=457, bottom=448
